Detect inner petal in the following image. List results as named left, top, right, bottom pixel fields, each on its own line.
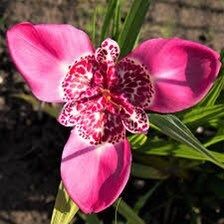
left=58, top=94, right=126, bottom=144
left=95, top=38, right=120, bottom=65
left=121, top=106, right=149, bottom=134
left=114, top=58, right=155, bottom=110
left=76, top=110, right=126, bottom=145
left=58, top=94, right=103, bottom=127
left=111, top=93, right=150, bottom=133
left=62, top=54, right=98, bottom=101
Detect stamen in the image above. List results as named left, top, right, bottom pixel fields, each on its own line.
left=100, top=88, right=122, bottom=111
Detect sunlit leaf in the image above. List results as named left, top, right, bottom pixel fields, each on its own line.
left=149, top=114, right=224, bottom=169
left=129, top=134, right=148, bottom=149
left=135, top=140, right=224, bottom=162
left=51, top=182, right=79, bottom=224
left=182, top=104, right=224, bottom=127
left=204, top=128, right=224, bottom=147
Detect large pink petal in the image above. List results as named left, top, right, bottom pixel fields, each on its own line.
left=127, top=38, right=221, bottom=113
left=61, top=129, right=131, bottom=213
left=7, top=22, right=94, bottom=102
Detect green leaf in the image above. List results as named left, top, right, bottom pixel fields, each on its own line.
left=132, top=163, right=168, bottom=179
left=221, top=49, right=224, bottom=63
left=199, top=50, right=224, bottom=107
left=134, top=182, right=161, bottom=213
left=182, top=104, right=224, bottom=127
left=91, top=7, right=97, bottom=44
left=100, top=0, right=119, bottom=42
left=14, top=94, right=59, bottom=118
left=199, top=73, right=224, bottom=107
left=204, top=128, right=224, bottom=147
left=149, top=114, right=224, bottom=169
left=129, top=134, right=148, bottom=149
left=112, top=0, right=121, bottom=40
left=135, top=140, right=224, bottom=162
left=86, top=215, right=101, bottom=224
left=118, top=0, right=151, bottom=57
left=51, top=182, right=79, bottom=224
left=114, top=199, right=145, bottom=224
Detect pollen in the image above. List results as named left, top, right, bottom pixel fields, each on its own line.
left=100, top=88, right=111, bottom=101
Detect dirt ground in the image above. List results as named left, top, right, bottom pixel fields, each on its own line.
left=0, top=0, right=224, bottom=223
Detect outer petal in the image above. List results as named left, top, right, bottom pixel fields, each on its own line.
left=122, top=107, right=149, bottom=134
left=7, top=22, right=94, bottom=102
left=127, top=38, right=221, bottom=113
left=61, top=129, right=131, bottom=213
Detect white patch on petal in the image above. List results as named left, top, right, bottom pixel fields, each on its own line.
left=58, top=62, right=71, bottom=101
left=155, top=68, right=184, bottom=80
left=60, top=62, right=70, bottom=75
left=95, top=142, right=111, bottom=155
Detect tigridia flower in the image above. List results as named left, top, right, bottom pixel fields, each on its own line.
left=7, top=22, right=221, bottom=213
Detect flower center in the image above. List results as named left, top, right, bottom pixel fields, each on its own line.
left=100, top=88, right=111, bottom=101
left=100, top=88, right=122, bottom=113
left=59, top=38, right=154, bottom=144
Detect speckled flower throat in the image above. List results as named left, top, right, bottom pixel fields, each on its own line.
left=59, top=39, right=154, bottom=145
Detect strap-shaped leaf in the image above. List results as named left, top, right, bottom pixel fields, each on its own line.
left=51, top=182, right=79, bottom=224
left=199, top=50, right=224, bottom=107
left=129, top=134, right=148, bottom=149
left=14, top=94, right=59, bottom=118
left=204, top=128, right=224, bottom=147
left=132, top=163, right=168, bottom=179
left=118, top=0, right=151, bottom=57
left=114, top=199, right=145, bottom=224
left=134, top=182, right=161, bottom=213
left=182, top=104, right=224, bottom=127
left=100, top=0, right=120, bottom=42
left=149, top=114, right=224, bottom=169
left=135, top=140, right=224, bottom=162
left=112, top=0, right=121, bottom=40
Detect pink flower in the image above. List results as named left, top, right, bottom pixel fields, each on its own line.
left=7, top=22, right=221, bottom=213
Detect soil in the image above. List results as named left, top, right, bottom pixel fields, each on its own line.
left=0, top=0, right=224, bottom=223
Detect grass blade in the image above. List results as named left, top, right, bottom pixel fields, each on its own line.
left=132, top=163, right=168, bottom=179
left=182, top=104, right=224, bottom=127
left=118, top=0, right=151, bottom=57
left=129, top=134, right=148, bottom=148
left=199, top=71, right=224, bottom=107
left=134, top=182, right=162, bottom=213
left=91, top=7, right=98, bottom=44
left=51, top=182, right=79, bottom=224
left=136, top=140, right=224, bottom=162
left=199, top=50, right=224, bottom=106
left=14, top=94, right=59, bottom=118
left=100, top=0, right=118, bottom=42
left=149, top=114, right=224, bottom=169
left=114, top=199, right=145, bottom=224
left=112, top=0, right=121, bottom=40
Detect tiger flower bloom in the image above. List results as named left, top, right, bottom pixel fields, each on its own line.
left=7, top=22, right=221, bottom=213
